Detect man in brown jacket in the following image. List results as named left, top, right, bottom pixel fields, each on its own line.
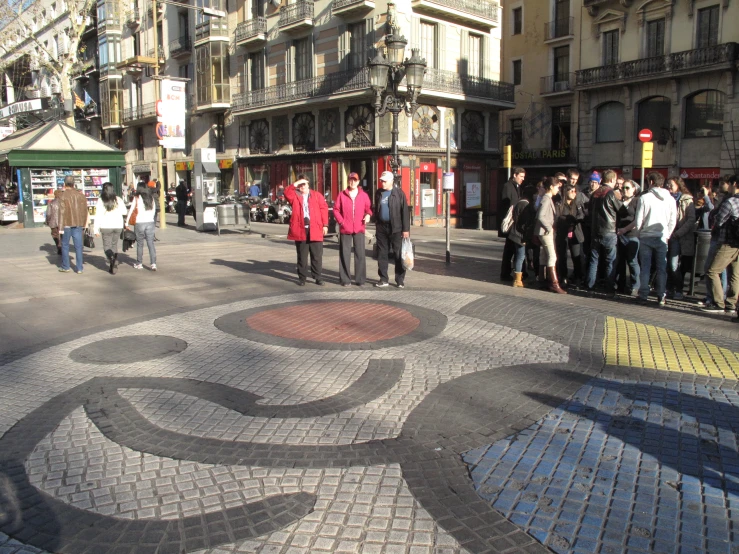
left=58, top=175, right=89, bottom=273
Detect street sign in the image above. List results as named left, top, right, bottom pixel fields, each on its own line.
left=503, top=145, right=512, bottom=168
left=638, top=129, right=653, bottom=142
left=642, top=141, right=654, bottom=169
left=442, top=172, right=454, bottom=191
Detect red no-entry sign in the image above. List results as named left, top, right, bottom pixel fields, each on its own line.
left=638, top=129, right=653, bottom=142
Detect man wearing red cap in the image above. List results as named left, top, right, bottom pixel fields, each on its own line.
left=334, top=172, right=373, bottom=286
left=373, top=171, right=410, bottom=288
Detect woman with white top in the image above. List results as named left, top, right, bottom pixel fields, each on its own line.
left=94, top=182, right=127, bottom=275
left=125, top=184, right=157, bottom=271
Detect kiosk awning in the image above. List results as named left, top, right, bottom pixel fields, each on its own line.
left=202, top=161, right=220, bottom=173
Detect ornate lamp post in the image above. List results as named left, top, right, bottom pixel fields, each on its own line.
left=368, top=11, right=427, bottom=184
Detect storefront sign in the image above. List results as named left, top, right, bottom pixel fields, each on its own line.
left=512, top=148, right=573, bottom=165
left=0, top=126, right=14, bottom=140
left=157, top=79, right=186, bottom=150
left=466, top=182, right=482, bottom=209
left=463, top=163, right=482, bottom=171
left=293, top=163, right=312, bottom=172
left=175, top=161, right=194, bottom=171
left=419, top=162, right=436, bottom=173
left=218, top=159, right=233, bottom=169
left=0, top=98, right=43, bottom=120
left=132, top=162, right=151, bottom=174
left=680, top=168, right=720, bottom=180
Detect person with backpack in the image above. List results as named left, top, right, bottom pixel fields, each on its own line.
left=499, top=167, right=525, bottom=280
left=702, top=175, right=739, bottom=316
left=506, top=185, right=536, bottom=287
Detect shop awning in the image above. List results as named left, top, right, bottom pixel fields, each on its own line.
left=0, top=120, right=125, bottom=167
left=202, top=161, right=221, bottom=174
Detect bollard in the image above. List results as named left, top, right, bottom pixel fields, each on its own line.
left=477, top=211, right=483, bottom=231
left=421, top=208, right=425, bottom=227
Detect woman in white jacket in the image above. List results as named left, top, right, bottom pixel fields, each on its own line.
left=125, top=184, right=157, bottom=270
left=94, top=182, right=127, bottom=274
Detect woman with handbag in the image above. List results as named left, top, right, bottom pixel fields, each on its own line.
left=125, top=184, right=157, bottom=271
left=534, top=176, right=566, bottom=294
left=94, top=182, right=127, bottom=275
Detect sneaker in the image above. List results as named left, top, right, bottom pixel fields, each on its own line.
left=658, top=295, right=666, bottom=306
left=341, top=283, right=350, bottom=287
left=58, top=268, right=71, bottom=273
left=76, top=270, right=84, bottom=274
left=702, top=306, right=726, bottom=314
left=133, top=263, right=143, bottom=270
left=374, top=281, right=389, bottom=288
left=150, top=264, right=157, bottom=271
left=315, top=280, right=325, bottom=286
left=297, top=279, right=306, bottom=286
left=397, top=284, right=405, bottom=289
left=673, top=291, right=684, bottom=300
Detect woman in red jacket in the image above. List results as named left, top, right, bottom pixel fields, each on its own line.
left=284, top=176, right=329, bottom=286
left=333, top=172, right=373, bottom=286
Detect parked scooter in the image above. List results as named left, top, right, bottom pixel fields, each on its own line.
left=256, top=198, right=271, bottom=222
left=267, top=197, right=291, bottom=224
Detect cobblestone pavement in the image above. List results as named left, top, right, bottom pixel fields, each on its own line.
left=2, top=227, right=739, bottom=554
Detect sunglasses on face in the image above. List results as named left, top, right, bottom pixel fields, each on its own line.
left=623, top=186, right=633, bottom=190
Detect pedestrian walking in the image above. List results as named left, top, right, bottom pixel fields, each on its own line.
left=534, top=176, right=566, bottom=294
left=615, top=180, right=640, bottom=295
left=125, top=184, right=158, bottom=271
left=555, top=183, right=587, bottom=287
left=702, top=175, right=739, bottom=316
left=507, top=185, right=537, bottom=287
left=175, top=180, right=188, bottom=227
left=666, top=176, right=696, bottom=300
left=373, top=171, right=410, bottom=288
left=628, top=171, right=677, bottom=306
left=334, top=172, right=373, bottom=287
left=499, top=167, right=525, bottom=277
left=284, top=176, right=329, bottom=286
left=94, top=182, right=127, bottom=275
left=57, top=175, right=89, bottom=274
left=586, top=169, right=622, bottom=294
left=44, top=189, right=63, bottom=255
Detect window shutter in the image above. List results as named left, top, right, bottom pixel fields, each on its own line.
left=286, top=42, right=293, bottom=83
left=310, top=33, right=315, bottom=79
left=365, top=17, right=375, bottom=59
left=482, top=34, right=490, bottom=78
left=411, top=16, right=420, bottom=49
left=460, top=29, right=469, bottom=73
left=338, top=23, right=347, bottom=71
left=437, top=23, right=445, bottom=71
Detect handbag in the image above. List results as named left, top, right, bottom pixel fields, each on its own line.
left=129, top=198, right=139, bottom=226
left=83, top=227, right=95, bottom=248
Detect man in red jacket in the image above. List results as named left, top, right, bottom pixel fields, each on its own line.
left=284, top=176, right=329, bottom=286
left=334, top=172, right=373, bottom=286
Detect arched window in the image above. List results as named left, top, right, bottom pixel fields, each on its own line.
left=685, top=90, right=725, bottom=138
left=596, top=101, right=624, bottom=142
left=637, top=96, right=670, bottom=140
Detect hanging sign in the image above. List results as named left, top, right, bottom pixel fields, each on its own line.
left=157, top=79, right=186, bottom=150
left=442, top=172, right=454, bottom=191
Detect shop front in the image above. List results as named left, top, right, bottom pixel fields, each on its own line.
left=0, top=121, right=125, bottom=229
left=679, top=167, right=722, bottom=193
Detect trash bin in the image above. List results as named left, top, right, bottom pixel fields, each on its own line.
left=217, top=204, right=237, bottom=226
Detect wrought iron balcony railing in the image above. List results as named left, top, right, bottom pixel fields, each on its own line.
left=125, top=8, right=140, bottom=26
left=422, top=68, right=514, bottom=103
left=169, top=36, right=192, bottom=56
left=123, top=102, right=157, bottom=123
left=545, top=16, right=573, bottom=40
left=278, top=1, right=314, bottom=28
left=576, top=42, right=737, bottom=87
left=233, top=68, right=368, bottom=111
left=235, top=17, right=267, bottom=43
left=540, top=73, right=575, bottom=94
left=413, top=0, right=499, bottom=24
left=333, top=0, right=375, bottom=10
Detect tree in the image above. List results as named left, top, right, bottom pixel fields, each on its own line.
left=0, top=0, right=97, bottom=127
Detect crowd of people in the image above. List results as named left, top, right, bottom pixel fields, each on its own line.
left=499, top=167, right=739, bottom=319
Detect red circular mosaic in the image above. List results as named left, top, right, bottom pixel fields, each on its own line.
left=246, top=302, right=420, bottom=343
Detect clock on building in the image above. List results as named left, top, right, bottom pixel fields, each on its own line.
left=249, top=119, right=269, bottom=154
left=345, top=105, right=374, bottom=148
left=293, top=113, right=315, bottom=151
left=412, top=105, right=440, bottom=147
left=462, top=111, right=484, bottom=149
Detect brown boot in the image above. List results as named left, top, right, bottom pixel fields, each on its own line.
left=513, top=272, right=524, bottom=287
left=548, top=266, right=568, bottom=294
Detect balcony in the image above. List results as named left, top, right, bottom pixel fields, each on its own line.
left=235, top=17, right=267, bottom=47
left=421, top=68, right=515, bottom=105
left=194, top=19, right=229, bottom=45
left=84, top=103, right=100, bottom=119
left=146, top=48, right=166, bottom=65
left=147, top=1, right=164, bottom=21
left=194, top=85, right=231, bottom=112
left=332, top=0, right=375, bottom=17
left=544, top=17, right=573, bottom=42
left=97, top=11, right=121, bottom=34
left=169, top=36, right=192, bottom=58
left=576, top=43, right=738, bottom=89
left=123, top=102, right=157, bottom=124
left=125, top=8, right=140, bottom=28
left=410, top=0, right=498, bottom=31
left=278, top=1, right=314, bottom=33
left=232, top=68, right=369, bottom=113
left=540, top=73, right=575, bottom=95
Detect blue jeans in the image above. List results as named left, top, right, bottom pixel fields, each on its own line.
left=587, top=234, right=618, bottom=290
left=638, top=236, right=668, bottom=300
left=135, top=222, right=157, bottom=265
left=704, top=239, right=728, bottom=303
left=61, top=226, right=84, bottom=272
left=513, top=243, right=526, bottom=273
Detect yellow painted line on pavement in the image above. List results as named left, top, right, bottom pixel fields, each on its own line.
left=604, top=316, right=739, bottom=379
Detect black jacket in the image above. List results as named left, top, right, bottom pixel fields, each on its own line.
left=616, top=198, right=638, bottom=238
left=373, top=187, right=410, bottom=235
left=508, top=199, right=535, bottom=246
left=590, top=185, right=623, bottom=238
left=555, top=197, right=586, bottom=244
left=499, top=178, right=520, bottom=235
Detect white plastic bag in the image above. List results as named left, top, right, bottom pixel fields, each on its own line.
left=401, top=237, right=414, bottom=271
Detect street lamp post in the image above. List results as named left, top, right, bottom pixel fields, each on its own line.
left=368, top=21, right=427, bottom=186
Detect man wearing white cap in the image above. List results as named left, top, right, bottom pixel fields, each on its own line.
left=373, top=171, right=410, bottom=288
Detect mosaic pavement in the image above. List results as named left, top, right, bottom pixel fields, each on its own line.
left=1, top=290, right=738, bottom=554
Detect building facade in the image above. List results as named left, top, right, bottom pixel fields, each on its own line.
left=576, top=0, right=739, bottom=189
left=501, top=0, right=582, bottom=180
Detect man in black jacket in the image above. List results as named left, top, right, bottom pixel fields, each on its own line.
left=374, top=171, right=410, bottom=288
left=586, top=169, right=622, bottom=293
left=499, top=167, right=526, bottom=280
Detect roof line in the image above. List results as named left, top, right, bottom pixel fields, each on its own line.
left=59, top=122, right=76, bottom=150
left=24, top=120, right=59, bottom=149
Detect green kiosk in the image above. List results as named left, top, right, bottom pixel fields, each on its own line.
left=0, top=121, right=126, bottom=229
